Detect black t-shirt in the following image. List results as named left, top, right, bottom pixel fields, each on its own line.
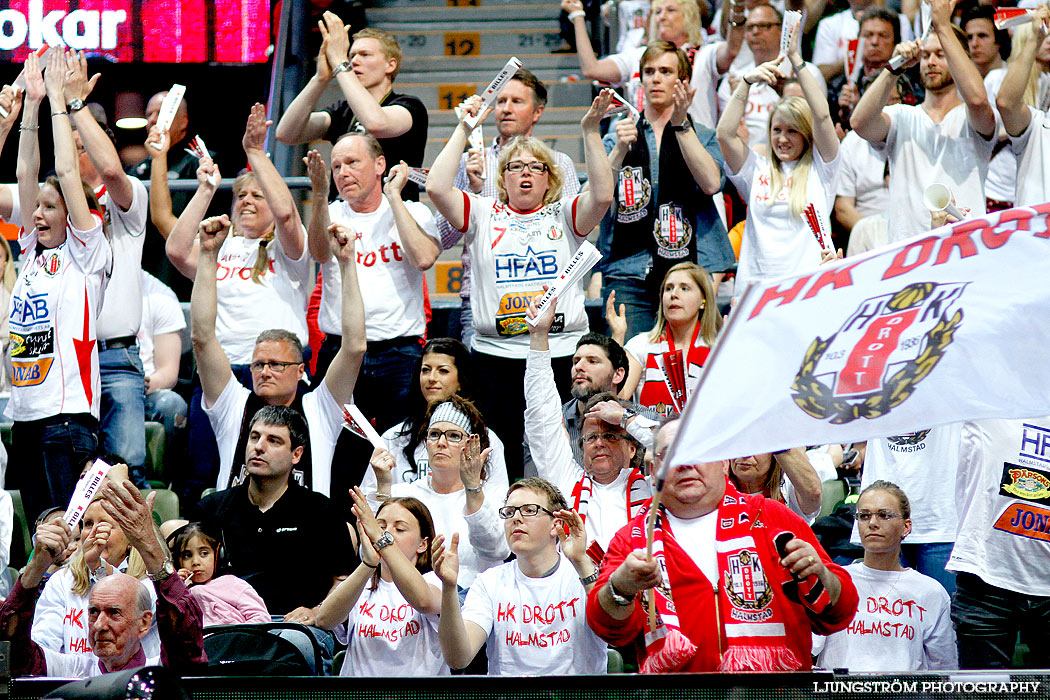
left=195, top=482, right=357, bottom=614
left=324, top=91, right=429, bottom=201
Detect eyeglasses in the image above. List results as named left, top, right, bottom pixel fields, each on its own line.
left=249, top=360, right=301, bottom=373
left=581, top=431, right=626, bottom=445
left=745, top=21, right=780, bottom=32
left=498, top=503, right=556, bottom=519
left=505, top=160, right=548, bottom=174
left=856, top=511, right=904, bottom=522
left=426, top=428, right=468, bottom=444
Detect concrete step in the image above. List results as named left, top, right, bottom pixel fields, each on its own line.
left=368, top=4, right=555, bottom=23
left=380, top=27, right=564, bottom=57
left=395, top=80, right=593, bottom=111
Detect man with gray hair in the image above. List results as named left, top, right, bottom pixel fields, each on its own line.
left=0, top=480, right=206, bottom=677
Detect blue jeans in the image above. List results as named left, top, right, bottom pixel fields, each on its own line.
left=602, top=275, right=656, bottom=342
left=13, top=413, right=98, bottom=524
left=270, top=616, right=336, bottom=675
left=900, top=541, right=956, bottom=595
left=460, top=297, right=476, bottom=351
left=145, top=388, right=188, bottom=475
left=99, top=346, right=147, bottom=486
left=952, top=572, right=1050, bottom=669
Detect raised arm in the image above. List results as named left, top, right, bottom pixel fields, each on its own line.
left=717, top=3, right=747, bottom=74
left=189, top=215, right=234, bottom=407
left=275, top=36, right=334, bottom=145
left=46, top=50, right=92, bottom=231
left=146, top=126, right=179, bottom=238
left=164, top=159, right=221, bottom=278
left=148, top=331, right=182, bottom=394
left=425, top=97, right=477, bottom=232
left=242, top=103, right=305, bottom=260
left=304, top=149, right=333, bottom=263
left=15, top=58, right=43, bottom=230
left=788, top=36, right=839, bottom=162
left=574, top=90, right=616, bottom=233
left=562, top=0, right=626, bottom=83
left=65, top=51, right=134, bottom=210
left=851, top=43, right=918, bottom=143
left=0, top=86, right=22, bottom=167
left=433, top=534, right=488, bottom=669
left=717, top=60, right=780, bottom=173
left=931, top=0, right=994, bottom=137
left=775, top=447, right=822, bottom=516
left=320, top=12, right=413, bottom=138
left=670, top=82, right=723, bottom=195
left=383, top=161, right=440, bottom=270
left=320, top=222, right=367, bottom=408
left=996, top=7, right=1048, bottom=137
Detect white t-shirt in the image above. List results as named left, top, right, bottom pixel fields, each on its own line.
left=614, top=0, right=649, bottom=53
left=811, top=10, right=913, bottom=68
left=1009, top=106, right=1050, bottom=208
left=137, top=272, right=185, bottom=378
left=463, top=194, right=589, bottom=359
left=688, top=43, right=726, bottom=131
left=607, top=45, right=647, bottom=113
left=358, top=422, right=509, bottom=495
left=6, top=214, right=112, bottom=421
left=852, top=424, right=961, bottom=545
left=815, top=563, right=957, bottom=671
left=982, top=68, right=1017, bottom=204
left=202, top=375, right=345, bottom=496
left=727, top=149, right=840, bottom=294
left=878, top=103, right=994, bottom=242
left=947, top=417, right=1050, bottom=597
left=380, top=478, right=510, bottom=589
left=835, top=130, right=889, bottom=220
left=320, top=197, right=439, bottom=341
left=95, top=178, right=148, bottom=339
left=717, top=61, right=827, bottom=146
left=461, top=558, right=608, bottom=676
left=214, top=231, right=310, bottom=364
left=665, top=510, right=718, bottom=582
left=342, top=571, right=448, bottom=677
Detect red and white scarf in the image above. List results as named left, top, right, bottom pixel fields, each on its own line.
left=573, top=468, right=650, bottom=564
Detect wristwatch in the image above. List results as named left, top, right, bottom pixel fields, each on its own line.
left=607, top=579, right=636, bottom=606
left=148, top=557, right=176, bottom=581
left=671, top=118, right=692, bottom=132
left=619, top=407, right=637, bottom=429
left=333, top=61, right=352, bottom=76
left=67, top=99, right=86, bottom=113
left=373, top=531, right=395, bottom=551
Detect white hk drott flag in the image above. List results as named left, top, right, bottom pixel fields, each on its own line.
left=662, top=205, right=1050, bottom=474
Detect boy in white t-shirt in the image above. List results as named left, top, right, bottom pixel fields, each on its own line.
left=433, top=477, right=607, bottom=675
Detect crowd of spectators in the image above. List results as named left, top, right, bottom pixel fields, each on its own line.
left=0, top=0, right=1045, bottom=679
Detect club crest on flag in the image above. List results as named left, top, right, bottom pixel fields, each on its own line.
left=724, top=549, right=773, bottom=612
left=617, top=166, right=651, bottom=223
left=792, top=281, right=966, bottom=424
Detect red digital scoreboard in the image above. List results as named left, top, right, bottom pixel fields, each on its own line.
left=0, top=0, right=271, bottom=63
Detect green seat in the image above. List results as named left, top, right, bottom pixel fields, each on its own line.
left=0, top=422, right=12, bottom=454
left=147, top=488, right=180, bottom=525
left=144, top=421, right=167, bottom=488
left=332, top=649, right=346, bottom=675
left=819, top=478, right=848, bottom=519
left=606, top=648, right=624, bottom=673
left=200, top=488, right=217, bottom=499
left=7, top=489, right=32, bottom=570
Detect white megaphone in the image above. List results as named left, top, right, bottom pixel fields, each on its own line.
left=923, top=183, right=966, bottom=222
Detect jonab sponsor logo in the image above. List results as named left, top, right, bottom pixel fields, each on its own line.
left=0, top=1, right=126, bottom=51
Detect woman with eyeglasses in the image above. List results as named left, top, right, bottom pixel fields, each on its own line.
left=359, top=338, right=509, bottom=496
left=367, top=395, right=509, bottom=591
left=427, top=91, right=615, bottom=483
left=728, top=450, right=823, bottom=523
left=814, top=481, right=958, bottom=671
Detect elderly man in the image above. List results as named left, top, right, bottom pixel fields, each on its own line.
left=525, top=296, right=654, bottom=553
left=0, top=482, right=205, bottom=677
left=586, top=419, right=858, bottom=672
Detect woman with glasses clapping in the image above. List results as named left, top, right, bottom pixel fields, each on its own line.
left=813, top=481, right=958, bottom=671
left=367, top=395, right=509, bottom=593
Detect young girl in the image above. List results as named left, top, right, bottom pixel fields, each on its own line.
left=716, top=27, right=841, bottom=298
left=170, top=523, right=270, bottom=626
left=315, top=489, right=447, bottom=677
left=815, top=481, right=957, bottom=671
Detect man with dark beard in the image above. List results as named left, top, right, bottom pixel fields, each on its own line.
left=851, top=0, right=995, bottom=242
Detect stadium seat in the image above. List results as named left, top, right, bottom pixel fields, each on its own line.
left=819, top=478, right=849, bottom=519
left=7, top=489, right=32, bottom=570
left=148, top=489, right=180, bottom=524
left=607, top=648, right=624, bottom=673
left=332, top=649, right=346, bottom=675
left=144, top=421, right=168, bottom=487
